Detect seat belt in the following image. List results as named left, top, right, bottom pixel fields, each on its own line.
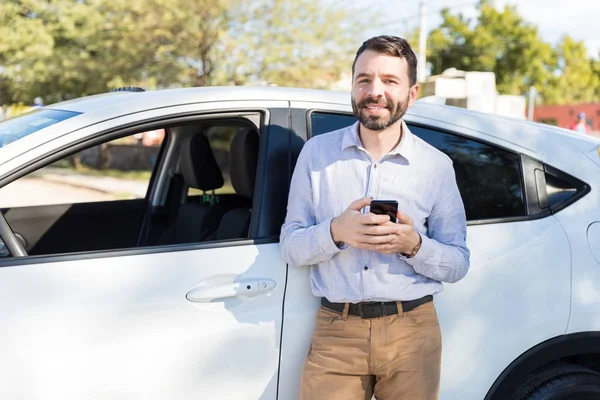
left=164, top=173, right=185, bottom=225
left=136, top=173, right=184, bottom=246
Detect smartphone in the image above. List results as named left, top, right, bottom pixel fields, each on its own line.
left=369, top=200, right=398, bottom=223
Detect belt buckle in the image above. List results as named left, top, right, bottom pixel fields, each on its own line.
left=358, top=302, right=387, bottom=319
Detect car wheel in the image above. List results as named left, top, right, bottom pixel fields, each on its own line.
left=510, top=362, right=600, bottom=400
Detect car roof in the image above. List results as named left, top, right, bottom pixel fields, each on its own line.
left=46, top=86, right=352, bottom=113
left=46, top=86, right=598, bottom=147
left=4, top=86, right=599, bottom=170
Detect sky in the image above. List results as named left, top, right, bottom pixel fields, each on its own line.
left=361, top=0, right=600, bottom=59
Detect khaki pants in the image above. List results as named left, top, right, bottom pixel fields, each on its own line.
left=301, top=301, right=442, bottom=400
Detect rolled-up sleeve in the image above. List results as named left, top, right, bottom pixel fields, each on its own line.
left=279, top=143, right=344, bottom=267
left=402, top=161, right=470, bottom=283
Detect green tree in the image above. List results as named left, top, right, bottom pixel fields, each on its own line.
left=422, top=0, right=556, bottom=98
left=214, top=0, right=365, bottom=88
left=0, top=0, right=225, bottom=102
left=1, top=0, right=371, bottom=103
left=544, top=35, right=600, bottom=104
left=417, top=0, right=600, bottom=105
left=0, top=0, right=54, bottom=103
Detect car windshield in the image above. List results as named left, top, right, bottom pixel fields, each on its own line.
left=0, top=109, right=81, bottom=149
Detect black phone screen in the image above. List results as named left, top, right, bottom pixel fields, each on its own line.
left=369, top=200, right=398, bottom=222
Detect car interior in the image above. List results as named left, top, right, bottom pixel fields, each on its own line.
left=0, top=116, right=262, bottom=258
left=141, top=122, right=260, bottom=247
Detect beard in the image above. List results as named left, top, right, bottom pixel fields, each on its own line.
left=351, top=94, right=410, bottom=131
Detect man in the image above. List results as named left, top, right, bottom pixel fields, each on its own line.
left=569, top=112, right=591, bottom=134
left=280, top=35, right=470, bottom=399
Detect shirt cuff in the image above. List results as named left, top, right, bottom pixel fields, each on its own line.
left=399, top=233, right=438, bottom=269
left=317, top=217, right=348, bottom=254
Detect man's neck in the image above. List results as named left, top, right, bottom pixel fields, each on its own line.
left=359, top=120, right=403, bottom=161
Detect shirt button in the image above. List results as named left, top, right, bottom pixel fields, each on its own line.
left=364, top=266, right=369, bottom=271
left=373, top=164, right=377, bottom=169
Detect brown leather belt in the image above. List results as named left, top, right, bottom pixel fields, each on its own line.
left=321, top=295, right=433, bottom=319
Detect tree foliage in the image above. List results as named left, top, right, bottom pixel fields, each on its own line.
left=545, top=35, right=600, bottom=104
left=0, top=0, right=370, bottom=104
left=411, top=0, right=599, bottom=105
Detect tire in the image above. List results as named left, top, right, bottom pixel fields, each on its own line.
left=510, top=362, right=600, bottom=400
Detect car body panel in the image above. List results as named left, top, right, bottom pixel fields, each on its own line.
left=558, top=169, right=600, bottom=334
left=437, top=217, right=570, bottom=399
left=0, top=243, right=285, bottom=400
left=277, top=265, right=317, bottom=400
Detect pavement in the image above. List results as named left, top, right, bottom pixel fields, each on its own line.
left=1, top=178, right=116, bottom=208
left=0, top=168, right=148, bottom=208
left=33, top=168, right=149, bottom=198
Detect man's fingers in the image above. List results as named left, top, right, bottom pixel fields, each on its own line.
left=348, top=196, right=373, bottom=211
left=396, top=211, right=413, bottom=226
left=361, top=213, right=392, bottom=226
left=356, top=234, right=395, bottom=245
left=360, top=224, right=397, bottom=236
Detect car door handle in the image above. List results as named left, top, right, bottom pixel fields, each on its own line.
left=186, top=279, right=276, bottom=303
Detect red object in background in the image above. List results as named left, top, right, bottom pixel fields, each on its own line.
left=134, top=129, right=165, bottom=146
left=534, top=103, right=599, bottom=133
left=568, top=120, right=592, bottom=134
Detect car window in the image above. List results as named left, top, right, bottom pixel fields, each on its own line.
left=409, top=125, right=525, bottom=221
left=0, top=114, right=268, bottom=258
left=310, top=112, right=356, bottom=137
left=0, top=109, right=81, bottom=149
left=0, top=130, right=165, bottom=208
left=307, top=112, right=525, bottom=221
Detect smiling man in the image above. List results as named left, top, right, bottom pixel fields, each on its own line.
left=280, top=35, right=470, bottom=399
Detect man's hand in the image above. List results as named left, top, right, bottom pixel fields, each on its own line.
left=330, top=197, right=389, bottom=249
left=330, top=198, right=420, bottom=254
left=363, top=211, right=420, bottom=255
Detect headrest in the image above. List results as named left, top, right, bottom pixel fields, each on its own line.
left=180, top=133, right=224, bottom=191
left=230, top=128, right=259, bottom=199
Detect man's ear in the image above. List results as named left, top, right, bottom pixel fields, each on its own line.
left=407, top=84, right=420, bottom=107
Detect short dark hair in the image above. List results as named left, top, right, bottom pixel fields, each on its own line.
left=352, top=35, right=418, bottom=87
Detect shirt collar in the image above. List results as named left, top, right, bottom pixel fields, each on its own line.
left=342, top=120, right=415, bottom=163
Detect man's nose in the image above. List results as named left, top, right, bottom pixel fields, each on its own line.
left=368, top=79, right=384, bottom=97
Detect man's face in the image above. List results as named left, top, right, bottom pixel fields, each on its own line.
left=351, top=50, right=419, bottom=131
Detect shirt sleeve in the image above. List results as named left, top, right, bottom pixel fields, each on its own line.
left=401, top=161, right=470, bottom=283
left=279, top=141, right=345, bottom=267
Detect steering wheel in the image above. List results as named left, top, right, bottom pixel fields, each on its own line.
left=0, top=210, right=28, bottom=257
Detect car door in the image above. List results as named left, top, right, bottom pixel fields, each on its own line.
left=283, top=104, right=571, bottom=400
left=404, top=119, right=571, bottom=400
left=0, top=101, right=291, bottom=400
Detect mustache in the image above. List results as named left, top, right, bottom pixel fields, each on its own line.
left=358, top=97, right=393, bottom=109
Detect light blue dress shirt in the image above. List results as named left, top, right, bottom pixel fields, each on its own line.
left=280, top=120, right=470, bottom=303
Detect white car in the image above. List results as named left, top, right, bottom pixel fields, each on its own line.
left=0, top=87, right=599, bottom=400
